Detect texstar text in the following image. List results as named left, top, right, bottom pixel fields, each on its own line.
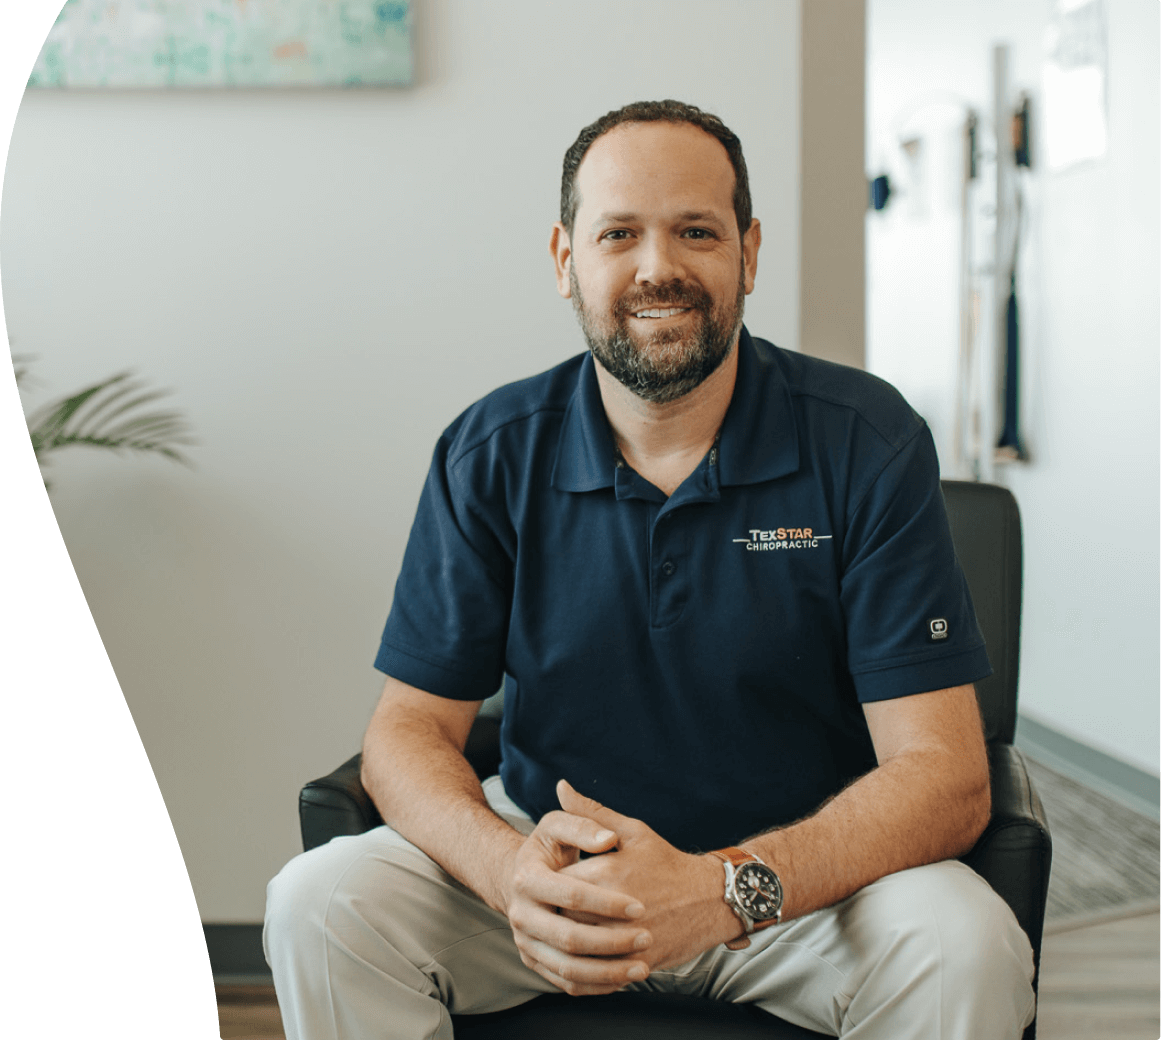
left=751, top=528, right=813, bottom=541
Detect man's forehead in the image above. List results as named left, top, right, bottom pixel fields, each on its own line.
left=578, top=121, right=733, bottom=179
left=574, top=121, right=736, bottom=216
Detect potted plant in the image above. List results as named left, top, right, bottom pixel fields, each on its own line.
left=14, top=356, right=194, bottom=487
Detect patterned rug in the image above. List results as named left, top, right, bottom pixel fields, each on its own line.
left=1025, top=755, right=1159, bottom=931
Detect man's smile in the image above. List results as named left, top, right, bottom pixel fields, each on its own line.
left=631, top=307, right=692, bottom=319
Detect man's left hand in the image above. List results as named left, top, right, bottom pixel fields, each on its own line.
left=555, top=780, right=739, bottom=973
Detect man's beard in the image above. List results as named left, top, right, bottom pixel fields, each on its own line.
left=570, top=266, right=745, bottom=404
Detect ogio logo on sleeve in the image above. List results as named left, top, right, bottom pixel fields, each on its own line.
left=929, top=618, right=948, bottom=641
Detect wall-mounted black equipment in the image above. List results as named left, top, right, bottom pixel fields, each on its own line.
left=1012, top=93, right=1032, bottom=167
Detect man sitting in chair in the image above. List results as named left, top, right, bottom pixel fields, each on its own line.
left=265, top=100, right=1036, bottom=1040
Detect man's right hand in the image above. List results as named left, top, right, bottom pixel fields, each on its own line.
left=362, top=677, right=652, bottom=995
left=502, top=809, right=654, bottom=995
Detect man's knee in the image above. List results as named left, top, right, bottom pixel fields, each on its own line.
left=265, top=830, right=420, bottom=958
left=843, top=861, right=1035, bottom=1030
left=265, top=828, right=512, bottom=973
left=265, top=836, right=369, bottom=965
left=858, top=862, right=1030, bottom=967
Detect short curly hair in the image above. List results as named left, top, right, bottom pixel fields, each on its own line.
left=560, top=100, right=752, bottom=238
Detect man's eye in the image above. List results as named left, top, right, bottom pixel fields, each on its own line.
left=684, top=227, right=714, bottom=240
left=601, top=230, right=631, bottom=241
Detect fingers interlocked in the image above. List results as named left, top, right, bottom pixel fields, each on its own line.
left=505, top=796, right=652, bottom=995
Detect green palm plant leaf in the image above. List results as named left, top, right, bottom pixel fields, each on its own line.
left=23, top=370, right=195, bottom=476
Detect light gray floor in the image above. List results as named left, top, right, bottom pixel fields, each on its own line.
left=1036, top=909, right=1159, bottom=1040
left=1025, top=755, right=1159, bottom=924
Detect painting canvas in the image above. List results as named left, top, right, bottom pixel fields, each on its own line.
left=28, top=0, right=413, bottom=88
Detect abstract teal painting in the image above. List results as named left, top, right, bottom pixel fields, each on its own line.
left=28, top=0, right=413, bottom=88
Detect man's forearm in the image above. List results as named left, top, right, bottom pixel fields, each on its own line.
left=740, top=744, right=990, bottom=923
left=559, top=737, right=988, bottom=968
left=361, top=689, right=657, bottom=995
left=361, top=703, right=524, bottom=914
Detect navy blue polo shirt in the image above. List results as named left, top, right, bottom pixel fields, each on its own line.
left=376, top=329, right=990, bottom=852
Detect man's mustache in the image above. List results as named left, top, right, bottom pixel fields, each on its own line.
left=614, top=282, right=712, bottom=318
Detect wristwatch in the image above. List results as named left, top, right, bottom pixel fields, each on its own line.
left=709, top=846, right=784, bottom=950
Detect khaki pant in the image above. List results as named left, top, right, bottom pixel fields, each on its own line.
left=265, top=776, right=1036, bottom=1040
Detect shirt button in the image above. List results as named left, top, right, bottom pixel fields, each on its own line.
left=661, top=560, right=676, bottom=576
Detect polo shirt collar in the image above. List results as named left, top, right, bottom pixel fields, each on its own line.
left=551, top=326, right=800, bottom=493
left=717, top=326, right=800, bottom=486
left=551, top=353, right=617, bottom=492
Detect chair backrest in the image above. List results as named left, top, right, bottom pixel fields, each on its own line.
left=940, top=480, right=1023, bottom=744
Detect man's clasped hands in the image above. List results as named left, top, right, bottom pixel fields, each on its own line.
left=500, top=779, right=734, bottom=996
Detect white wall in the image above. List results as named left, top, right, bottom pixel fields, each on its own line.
left=867, top=0, right=1159, bottom=774
left=1, top=0, right=802, bottom=922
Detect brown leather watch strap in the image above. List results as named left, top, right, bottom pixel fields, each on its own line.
left=709, top=846, right=757, bottom=868
left=710, top=846, right=783, bottom=950
left=710, top=846, right=759, bottom=950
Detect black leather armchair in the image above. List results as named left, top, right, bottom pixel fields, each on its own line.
left=299, top=480, right=1050, bottom=1039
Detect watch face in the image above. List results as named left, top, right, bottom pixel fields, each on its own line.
left=734, top=862, right=782, bottom=921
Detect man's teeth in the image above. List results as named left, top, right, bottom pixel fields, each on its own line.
left=633, top=307, right=689, bottom=318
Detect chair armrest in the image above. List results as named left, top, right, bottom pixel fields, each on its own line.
left=961, top=743, right=1052, bottom=963
left=299, top=754, right=382, bottom=851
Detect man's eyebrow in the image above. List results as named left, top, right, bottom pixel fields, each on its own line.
left=589, top=210, right=729, bottom=230
left=590, top=212, right=639, bottom=230
left=675, top=211, right=729, bottom=225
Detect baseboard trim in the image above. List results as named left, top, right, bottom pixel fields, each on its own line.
left=204, top=923, right=270, bottom=982
left=1016, top=713, right=1160, bottom=820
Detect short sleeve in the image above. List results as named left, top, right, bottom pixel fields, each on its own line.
left=375, top=433, right=512, bottom=700
left=841, top=424, right=992, bottom=702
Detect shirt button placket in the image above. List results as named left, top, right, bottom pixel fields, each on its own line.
left=652, top=511, right=685, bottom=627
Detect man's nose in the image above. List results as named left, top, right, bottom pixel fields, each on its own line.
left=634, top=234, right=685, bottom=286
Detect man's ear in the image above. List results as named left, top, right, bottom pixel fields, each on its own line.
left=742, top=218, right=761, bottom=295
left=550, top=222, right=572, bottom=299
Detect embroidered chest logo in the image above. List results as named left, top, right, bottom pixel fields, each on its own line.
left=732, top=527, right=833, bottom=552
